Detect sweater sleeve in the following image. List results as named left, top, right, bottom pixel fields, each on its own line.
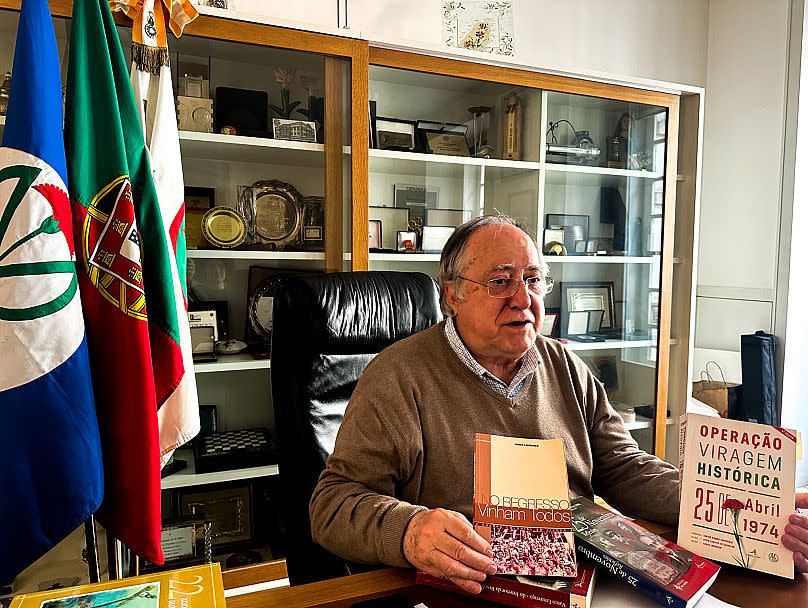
left=569, top=352, right=681, bottom=525
left=309, top=362, right=428, bottom=567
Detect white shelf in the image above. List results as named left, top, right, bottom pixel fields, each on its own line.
left=369, top=148, right=541, bottom=178
left=193, top=353, right=270, bottom=374
left=625, top=417, right=674, bottom=431
left=546, top=255, right=653, bottom=264
left=369, top=252, right=442, bottom=262
left=187, top=249, right=324, bottom=261
left=564, top=339, right=654, bottom=351
left=545, top=163, right=663, bottom=186
left=161, top=448, right=279, bottom=490
left=179, top=131, right=324, bottom=167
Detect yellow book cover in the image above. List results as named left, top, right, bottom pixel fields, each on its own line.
left=9, top=564, right=225, bottom=608
left=474, top=433, right=577, bottom=577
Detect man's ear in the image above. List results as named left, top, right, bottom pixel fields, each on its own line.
left=445, top=280, right=460, bottom=314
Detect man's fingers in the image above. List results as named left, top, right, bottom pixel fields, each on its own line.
left=448, top=576, right=483, bottom=595
left=429, top=549, right=488, bottom=583
left=444, top=511, right=493, bottom=557
left=794, top=551, right=808, bottom=574
left=434, top=533, right=497, bottom=574
left=785, top=520, right=808, bottom=545
left=795, top=492, right=808, bottom=510
left=781, top=532, right=808, bottom=559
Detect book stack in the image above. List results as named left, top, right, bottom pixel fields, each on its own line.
left=571, top=497, right=720, bottom=608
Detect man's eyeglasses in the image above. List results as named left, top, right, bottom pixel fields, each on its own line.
left=458, top=274, right=555, bottom=298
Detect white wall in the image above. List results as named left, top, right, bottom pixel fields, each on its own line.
left=778, top=0, right=808, bottom=486
left=224, top=0, right=710, bottom=87
left=695, top=0, right=790, bottom=355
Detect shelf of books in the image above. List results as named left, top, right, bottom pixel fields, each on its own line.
left=564, top=339, right=654, bottom=351
left=161, top=448, right=279, bottom=490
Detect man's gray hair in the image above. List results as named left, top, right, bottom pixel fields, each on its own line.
left=437, top=214, right=548, bottom=316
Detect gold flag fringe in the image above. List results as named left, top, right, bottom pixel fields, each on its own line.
left=132, top=42, right=169, bottom=75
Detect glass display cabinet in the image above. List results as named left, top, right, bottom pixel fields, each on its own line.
left=363, top=49, right=680, bottom=458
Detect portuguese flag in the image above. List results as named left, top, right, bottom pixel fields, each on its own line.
left=65, top=0, right=187, bottom=563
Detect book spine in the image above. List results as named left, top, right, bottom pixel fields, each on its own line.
left=678, top=414, right=687, bottom=505
left=574, top=539, right=685, bottom=608
left=416, top=572, right=571, bottom=608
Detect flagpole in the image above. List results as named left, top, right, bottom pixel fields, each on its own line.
left=106, top=536, right=120, bottom=580
left=83, top=517, right=100, bottom=583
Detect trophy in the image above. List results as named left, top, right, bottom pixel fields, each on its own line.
left=467, top=105, right=495, bottom=158
left=501, top=94, right=521, bottom=160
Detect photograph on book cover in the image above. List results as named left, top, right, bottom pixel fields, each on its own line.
left=41, top=582, right=159, bottom=608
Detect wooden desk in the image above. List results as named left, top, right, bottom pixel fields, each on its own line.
left=228, top=566, right=808, bottom=608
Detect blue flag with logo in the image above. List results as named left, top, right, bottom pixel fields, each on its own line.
left=0, top=0, right=103, bottom=583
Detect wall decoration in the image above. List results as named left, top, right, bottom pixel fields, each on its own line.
left=442, top=1, right=515, bottom=56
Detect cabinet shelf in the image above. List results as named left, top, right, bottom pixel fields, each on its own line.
left=544, top=163, right=663, bottom=186
left=368, top=148, right=541, bottom=178
left=546, top=256, right=654, bottom=264
left=193, top=353, right=270, bottom=374
left=625, top=417, right=674, bottom=431
left=161, top=448, right=279, bottom=490
left=179, top=131, right=324, bottom=167
left=564, top=339, right=654, bottom=351
left=187, top=249, right=324, bottom=261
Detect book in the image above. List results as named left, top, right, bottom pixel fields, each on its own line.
left=677, top=413, right=797, bottom=578
left=571, top=497, right=720, bottom=608
left=474, top=434, right=577, bottom=577
left=9, top=563, right=226, bottom=608
left=416, top=561, right=597, bottom=608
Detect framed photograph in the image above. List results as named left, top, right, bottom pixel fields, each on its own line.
left=545, top=213, right=589, bottom=253
left=142, top=519, right=213, bottom=572
left=246, top=266, right=322, bottom=355
left=421, top=225, right=455, bottom=253
left=540, top=310, right=559, bottom=337
left=272, top=118, right=317, bottom=143
left=185, top=186, right=215, bottom=211
left=587, top=309, right=605, bottom=333
left=394, top=183, right=439, bottom=226
left=375, top=117, right=416, bottom=151
left=423, top=130, right=470, bottom=157
left=369, top=100, right=378, bottom=149
left=369, top=206, right=410, bottom=251
left=178, top=484, right=253, bottom=550
left=648, top=290, right=660, bottom=326
left=567, top=310, right=590, bottom=336
left=396, top=230, right=417, bottom=252
left=543, top=228, right=565, bottom=249
left=559, top=281, right=616, bottom=335
left=425, top=208, right=466, bottom=227
left=652, top=180, right=664, bottom=215
left=368, top=219, right=382, bottom=249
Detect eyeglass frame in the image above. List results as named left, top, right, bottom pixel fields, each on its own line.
left=457, top=274, right=555, bottom=298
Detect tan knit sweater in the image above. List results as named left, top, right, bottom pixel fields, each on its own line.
left=309, top=322, right=679, bottom=568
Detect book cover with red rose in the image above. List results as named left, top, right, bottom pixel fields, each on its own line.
left=571, top=497, right=720, bottom=608
left=678, top=413, right=797, bottom=578
left=416, top=561, right=597, bottom=608
left=473, top=434, right=577, bottom=577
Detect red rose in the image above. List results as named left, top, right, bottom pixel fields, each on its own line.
left=722, top=498, right=745, bottom=511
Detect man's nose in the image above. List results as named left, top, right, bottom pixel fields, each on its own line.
left=508, top=280, right=531, bottom=307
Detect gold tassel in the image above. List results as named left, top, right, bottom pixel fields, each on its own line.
left=132, top=42, right=169, bottom=75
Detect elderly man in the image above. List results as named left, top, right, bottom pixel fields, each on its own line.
left=310, top=215, right=808, bottom=592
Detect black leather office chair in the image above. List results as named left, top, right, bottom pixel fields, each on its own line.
left=270, top=271, right=442, bottom=585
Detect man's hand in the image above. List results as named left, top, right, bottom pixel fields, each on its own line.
left=783, top=492, right=808, bottom=572
left=403, top=508, right=497, bottom=594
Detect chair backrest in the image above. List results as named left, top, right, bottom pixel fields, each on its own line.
left=270, top=271, right=442, bottom=585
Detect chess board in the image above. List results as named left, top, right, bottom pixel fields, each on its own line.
left=193, top=427, right=276, bottom=474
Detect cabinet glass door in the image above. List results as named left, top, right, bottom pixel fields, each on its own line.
left=543, top=92, right=668, bottom=454
left=367, top=65, right=542, bottom=272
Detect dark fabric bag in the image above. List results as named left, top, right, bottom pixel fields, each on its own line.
left=738, top=330, right=778, bottom=425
